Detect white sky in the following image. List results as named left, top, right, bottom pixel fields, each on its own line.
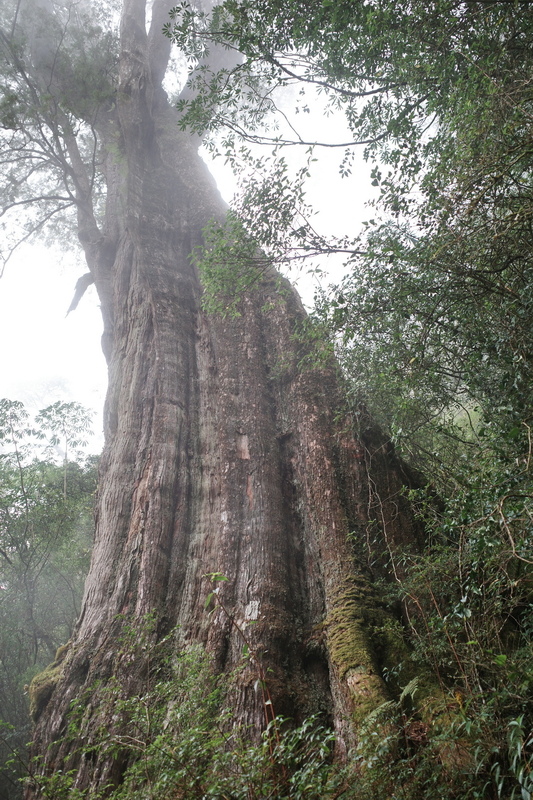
left=0, top=245, right=107, bottom=449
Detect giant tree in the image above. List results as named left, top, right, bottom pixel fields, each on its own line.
left=1, top=1, right=423, bottom=795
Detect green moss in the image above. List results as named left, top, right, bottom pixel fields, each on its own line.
left=326, top=573, right=447, bottom=731
left=29, top=641, right=71, bottom=722
left=326, top=579, right=388, bottom=723
left=54, top=641, right=71, bottom=665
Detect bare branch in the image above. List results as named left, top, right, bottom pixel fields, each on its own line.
left=0, top=194, right=72, bottom=218
left=66, top=272, right=95, bottom=315
left=265, top=52, right=408, bottom=101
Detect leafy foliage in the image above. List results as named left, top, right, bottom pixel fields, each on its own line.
left=195, top=211, right=271, bottom=316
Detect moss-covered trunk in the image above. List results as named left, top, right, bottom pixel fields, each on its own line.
left=26, top=1, right=424, bottom=795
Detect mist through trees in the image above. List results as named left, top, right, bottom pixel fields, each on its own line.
left=0, top=400, right=96, bottom=800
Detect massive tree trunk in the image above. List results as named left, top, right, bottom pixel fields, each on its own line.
left=26, top=0, right=423, bottom=794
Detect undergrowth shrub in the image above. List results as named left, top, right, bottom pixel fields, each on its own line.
left=354, top=440, right=533, bottom=800
left=29, top=620, right=346, bottom=800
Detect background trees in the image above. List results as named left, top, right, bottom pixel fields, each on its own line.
left=0, top=400, right=96, bottom=800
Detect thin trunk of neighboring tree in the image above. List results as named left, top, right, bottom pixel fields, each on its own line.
left=25, top=0, right=423, bottom=794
